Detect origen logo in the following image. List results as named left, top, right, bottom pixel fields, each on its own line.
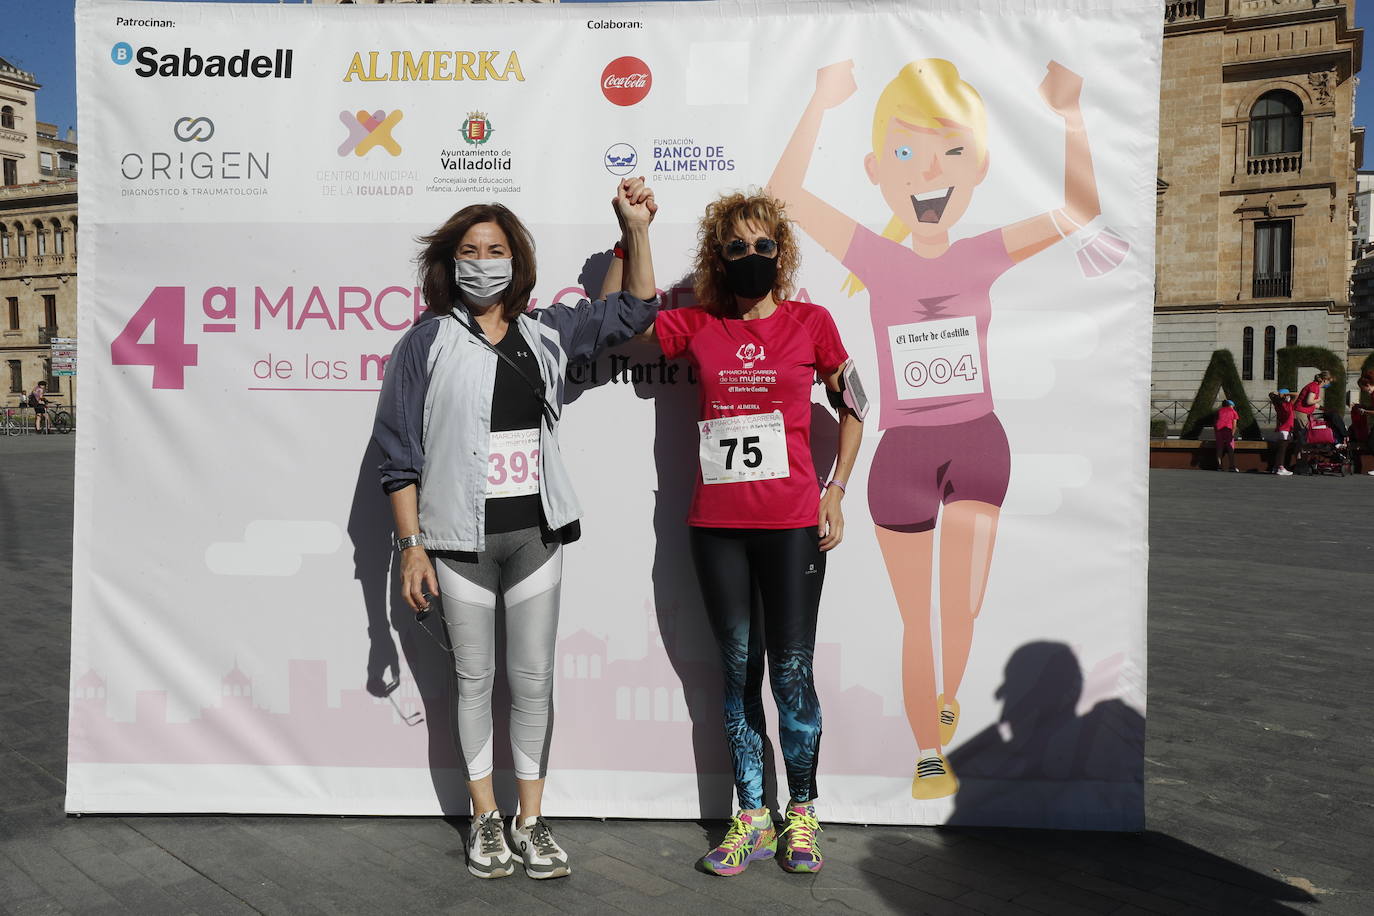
left=736, top=343, right=765, bottom=368
left=339, top=109, right=403, bottom=157
left=604, top=142, right=637, bottom=176
left=173, top=117, right=215, bottom=142
left=601, top=56, right=651, bottom=107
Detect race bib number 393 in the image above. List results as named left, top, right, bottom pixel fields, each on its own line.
left=698, top=411, right=789, bottom=485
left=888, top=315, right=985, bottom=401
left=486, top=428, right=540, bottom=498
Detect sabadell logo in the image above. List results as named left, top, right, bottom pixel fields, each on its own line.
left=601, top=56, right=651, bottom=107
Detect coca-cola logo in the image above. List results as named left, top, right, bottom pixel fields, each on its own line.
left=601, top=56, right=651, bottom=107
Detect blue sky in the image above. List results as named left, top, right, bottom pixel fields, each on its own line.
left=6, top=1, right=1374, bottom=163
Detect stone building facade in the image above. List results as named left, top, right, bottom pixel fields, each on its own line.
left=1, top=56, right=78, bottom=412
left=1154, top=0, right=1362, bottom=415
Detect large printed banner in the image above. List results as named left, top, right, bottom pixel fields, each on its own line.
left=71, top=0, right=1159, bottom=827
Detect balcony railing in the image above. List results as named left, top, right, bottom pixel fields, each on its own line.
left=1165, top=0, right=1205, bottom=22
left=1246, top=153, right=1302, bottom=176
left=1253, top=274, right=1293, bottom=298
left=39, top=167, right=78, bottom=179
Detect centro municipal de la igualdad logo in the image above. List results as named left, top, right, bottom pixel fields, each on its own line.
left=338, top=110, right=404, bottom=157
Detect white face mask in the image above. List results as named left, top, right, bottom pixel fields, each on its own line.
left=455, top=257, right=513, bottom=307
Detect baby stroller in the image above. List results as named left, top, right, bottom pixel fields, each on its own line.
left=1294, top=418, right=1347, bottom=476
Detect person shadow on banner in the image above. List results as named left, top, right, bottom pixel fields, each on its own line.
left=563, top=258, right=738, bottom=814
left=350, top=437, right=518, bottom=817
left=946, top=641, right=1145, bottom=829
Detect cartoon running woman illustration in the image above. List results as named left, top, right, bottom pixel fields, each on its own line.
left=769, top=58, right=1113, bottom=800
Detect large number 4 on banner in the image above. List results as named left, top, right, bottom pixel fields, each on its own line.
left=110, top=287, right=199, bottom=389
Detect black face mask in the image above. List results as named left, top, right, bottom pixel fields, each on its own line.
left=722, top=254, right=777, bottom=299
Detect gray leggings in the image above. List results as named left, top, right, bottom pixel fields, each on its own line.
left=435, top=527, right=562, bottom=781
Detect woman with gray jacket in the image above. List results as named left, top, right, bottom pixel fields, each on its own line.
left=372, top=178, right=657, bottom=880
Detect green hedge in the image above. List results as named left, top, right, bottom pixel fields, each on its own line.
left=1181, top=349, right=1261, bottom=439
left=1276, top=345, right=1346, bottom=414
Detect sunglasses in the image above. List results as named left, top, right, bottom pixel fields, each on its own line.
left=721, top=238, right=779, bottom=260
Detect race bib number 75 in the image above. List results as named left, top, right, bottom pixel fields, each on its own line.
left=698, top=411, right=789, bottom=485
left=888, top=315, right=985, bottom=401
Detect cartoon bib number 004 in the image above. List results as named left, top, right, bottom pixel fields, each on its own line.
left=486, top=428, right=540, bottom=498
left=888, top=315, right=985, bottom=401
left=698, top=412, right=789, bottom=485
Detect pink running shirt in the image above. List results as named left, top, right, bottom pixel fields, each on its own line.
left=656, top=300, right=848, bottom=529
left=842, top=225, right=1013, bottom=429
left=1215, top=405, right=1238, bottom=431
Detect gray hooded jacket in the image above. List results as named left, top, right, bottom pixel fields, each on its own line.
left=372, top=292, right=658, bottom=552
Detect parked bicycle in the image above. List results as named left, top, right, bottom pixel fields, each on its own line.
left=3, top=397, right=74, bottom=435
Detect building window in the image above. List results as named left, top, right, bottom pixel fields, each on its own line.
left=0, top=229, right=7, bottom=258
left=51, top=220, right=63, bottom=254
left=1286, top=324, right=1298, bottom=347
left=2, top=159, right=16, bottom=187
left=1253, top=220, right=1292, bottom=298
left=1249, top=90, right=1303, bottom=157
left=6, top=297, right=16, bottom=330
left=1242, top=326, right=1254, bottom=380
left=13, top=224, right=26, bottom=258
left=34, top=223, right=46, bottom=256
left=7, top=360, right=20, bottom=394
left=1263, top=326, right=1276, bottom=380
left=0, top=106, right=13, bottom=129
left=43, top=358, right=58, bottom=393
left=39, top=152, right=53, bottom=172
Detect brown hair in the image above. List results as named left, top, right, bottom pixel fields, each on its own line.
left=692, top=191, right=800, bottom=315
left=416, top=203, right=537, bottom=320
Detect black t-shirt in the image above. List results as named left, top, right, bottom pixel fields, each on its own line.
left=484, top=328, right=544, bottom=534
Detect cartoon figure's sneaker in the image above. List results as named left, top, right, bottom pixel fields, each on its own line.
left=466, top=810, right=515, bottom=879
left=778, top=800, right=823, bottom=873
left=937, top=694, right=961, bottom=746
left=700, top=810, right=776, bottom=876
left=510, top=814, right=570, bottom=879
left=911, top=753, right=960, bottom=800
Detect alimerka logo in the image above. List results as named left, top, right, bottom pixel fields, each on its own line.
left=343, top=51, right=524, bottom=82
left=601, top=56, right=651, bottom=106
left=112, top=43, right=293, bottom=79
left=339, top=110, right=403, bottom=158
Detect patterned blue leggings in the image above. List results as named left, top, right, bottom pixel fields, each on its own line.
left=689, top=526, right=825, bottom=810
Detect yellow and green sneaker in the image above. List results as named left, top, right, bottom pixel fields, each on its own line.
left=779, top=800, right=823, bottom=873
left=701, top=810, right=776, bottom=876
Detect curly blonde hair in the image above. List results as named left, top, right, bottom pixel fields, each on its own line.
left=692, top=191, right=800, bottom=314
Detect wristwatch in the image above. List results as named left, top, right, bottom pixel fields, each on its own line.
left=395, top=534, right=424, bottom=551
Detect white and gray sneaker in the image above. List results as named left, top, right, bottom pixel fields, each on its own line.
left=509, top=815, right=571, bottom=879
left=467, top=810, right=516, bottom=879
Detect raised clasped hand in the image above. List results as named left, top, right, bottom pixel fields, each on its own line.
left=614, top=176, right=657, bottom=230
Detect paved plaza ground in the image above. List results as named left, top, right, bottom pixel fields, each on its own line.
left=1, top=435, right=1371, bottom=915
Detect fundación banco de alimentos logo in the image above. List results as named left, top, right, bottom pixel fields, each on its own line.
left=604, top=143, right=637, bottom=176
left=339, top=109, right=404, bottom=157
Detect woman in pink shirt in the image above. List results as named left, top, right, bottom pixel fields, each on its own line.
left=609, top=192, right=864, bottom=875
left=1269, top=389, right=1296, bottom=476
left=770, top=57, right=1107, bottom=799
left=1214, top=400, right=1239, bottom=472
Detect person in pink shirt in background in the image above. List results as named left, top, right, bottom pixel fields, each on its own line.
left=770, top=56, right=1110, bottom=799
left=1214, top=399, right=1239, bottom=473
left=1292, top=370, right=1331, bottom=446
left=1269, top=388, right=1296, bottom=476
